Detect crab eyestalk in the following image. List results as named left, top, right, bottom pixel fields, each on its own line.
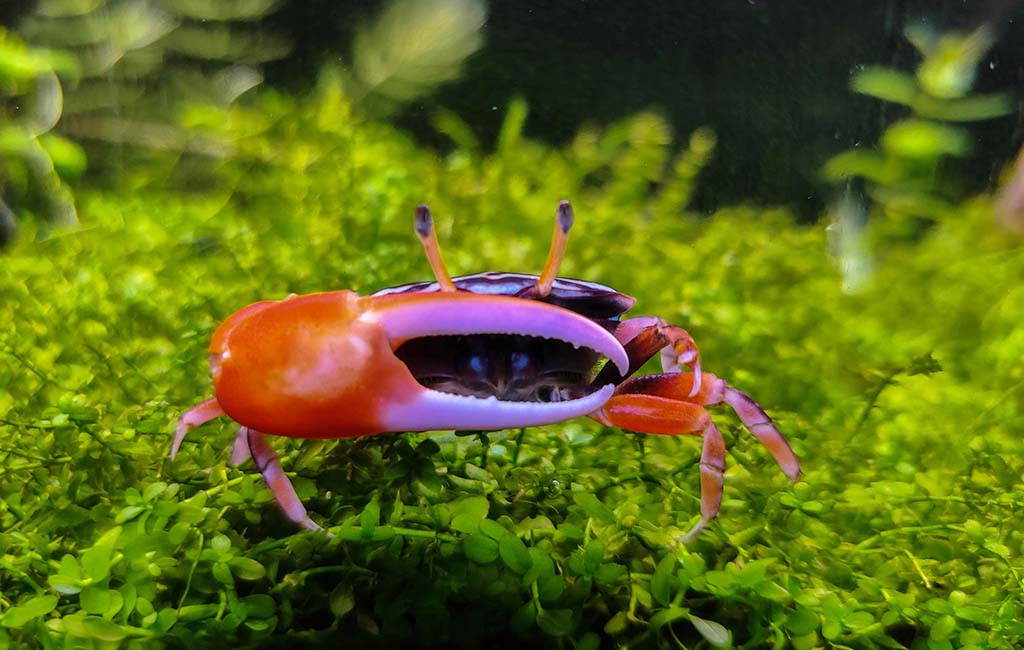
left=536, top=200, right=574, bottom=298
left=415, top=205, right=457, bottom=292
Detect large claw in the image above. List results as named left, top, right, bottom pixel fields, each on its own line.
left=208, top=290, right=628, bottom=439
left=370, top=291, right=629, bottom=374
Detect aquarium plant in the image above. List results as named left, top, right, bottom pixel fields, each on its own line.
left=1, top=15, right=1023, bottom=650
left=0, top=27, right=82, bottom=238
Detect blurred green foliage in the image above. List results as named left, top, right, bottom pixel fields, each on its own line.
left=3, top=0, right=488, bottom=242
left=824, top=26, right=1012, bottom=226
left=0, top=27, right=83, bottom=232
left=1, top=68, right=1023, bottom=649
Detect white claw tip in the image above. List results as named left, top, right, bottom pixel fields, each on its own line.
left=687, top=365, right=703, bottom=398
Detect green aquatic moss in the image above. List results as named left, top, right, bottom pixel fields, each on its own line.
left=1, top=80, right=1023, bottom=649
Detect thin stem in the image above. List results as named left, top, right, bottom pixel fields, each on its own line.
left=511, top=427, right=526, bottom=466
left=177, top=532, right=204, bottom=612
left=853, top=524, right=965, bottom=551
left=851, top=369, right=901, bottom=438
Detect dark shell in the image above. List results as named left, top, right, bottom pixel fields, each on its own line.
left=372, top=271, right=636, bottom=320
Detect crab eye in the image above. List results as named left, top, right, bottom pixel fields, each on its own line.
left=510, top=351, right=530, bottom=372
left=471, top=355, right=491, bottom=376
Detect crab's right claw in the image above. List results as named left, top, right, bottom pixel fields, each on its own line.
left=206, top=290, right=629, bottom=439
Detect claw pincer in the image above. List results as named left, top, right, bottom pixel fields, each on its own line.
left=174, top=201, right=800, bottom=540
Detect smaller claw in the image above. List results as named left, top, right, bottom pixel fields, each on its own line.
left=664, top=335, right=702, bottom=397
left=688, top=360, right=703, bottom=398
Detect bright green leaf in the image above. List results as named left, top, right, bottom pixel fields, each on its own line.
left=1, top=595, right=58, bottom=629
left=463, top=534, right=499, bottom=564
left=688, top=613, right=731, bottom=647
left=498, top=534, right=532, bottom=574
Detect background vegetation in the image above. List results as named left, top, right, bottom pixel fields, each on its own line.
left=2, top=2, right=1023, bottom=649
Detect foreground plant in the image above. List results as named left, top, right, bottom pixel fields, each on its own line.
left=1, top=73, right=1022, bottom=649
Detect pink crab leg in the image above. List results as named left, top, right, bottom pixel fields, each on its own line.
left=723, top=387, right=801, bottom=481
left=594, top=372, right=800, bottom=540
left=415, top=205, right=457, bottom=292
left=590, top=392, right=725, bottom=541
left=230, top=427, right=251, bottom=465
left=243, top=427, right=321, bottom=532
left=170, top=397, right=224, bottom=459
left=613, top=371, right=800, bottom=480
left=682, top=422, right=726, bottom=543
left=536, top=200, right=574, bottom=298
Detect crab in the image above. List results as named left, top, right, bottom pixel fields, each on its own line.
left=173, top=201, right=800, bottom=541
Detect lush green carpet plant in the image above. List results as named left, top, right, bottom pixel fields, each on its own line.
left=1, top=75, right=1023, bottom=649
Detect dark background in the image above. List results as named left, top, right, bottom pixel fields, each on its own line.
left=6, top=0, right=1023, bottom=219
left=271, top=0, right=1024, bottom=219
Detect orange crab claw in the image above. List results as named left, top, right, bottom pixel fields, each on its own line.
left=193, top=289, right=628, bottom=443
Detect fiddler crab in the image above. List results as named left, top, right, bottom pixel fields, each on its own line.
left=174, top=201, right=800, bottom=541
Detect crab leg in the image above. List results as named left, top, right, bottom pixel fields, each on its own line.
left=592, top=371, right=799, bottom=540
left=723, top=387, right=801, bottom=480
left=243, top=427, right=322, bottom=532
left=230, top=427, right=252, bottom=465
left=691, top=423, right=726, bottom=542
left=591, top=390, right=724, bottom=541
left=171, top=397, right=224, bottom=458
left=612, top=371, right=800, bottom=480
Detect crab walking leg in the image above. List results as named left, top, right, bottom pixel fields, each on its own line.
left=591, top=393, right=726, bottom=540
left=244, top=427, right=322, bottom=532
left=171, top=397, right=224, bottom=458
left=613, top=371, right=801, bottom=480
left=723, top=387, right=801, bottom=481
left=683, top=422, right=726, bottom=543
left=230, top=427, right=252, bottom=465
left=593, top=317, right=702, bottom=396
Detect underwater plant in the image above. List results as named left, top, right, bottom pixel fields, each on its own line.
left=2, top=72, right=1023, bottom=648
left=822, top=25, right=1015, bottom=292
left=2, top=9, right=1023, bottom=650
left=0, top=28, right=82, bottom=239
left=824, top=25, right=1013, bottom=225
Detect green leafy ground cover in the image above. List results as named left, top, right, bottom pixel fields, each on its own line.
left=2, top=79, right=1023, bottom=649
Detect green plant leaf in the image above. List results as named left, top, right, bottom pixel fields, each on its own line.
left=449, top=496, right=489, bottom=533
left=1, top=595, right=58, bottom=628
left=651, top=554, right=677, bottom=606
left=536, top=608, right=574, bottom=637
left=229, top=557, right=266, bottom=581
left=688, top=614, right=732, bottom=647
left=851, top=67, right=918, bottom=105
left=571, top=492, right=614, bottom=523
left=463, top=534, right=499, bottom=564
left=498, top=534, right=532, bottom=574
left=329, top=584, right=355, bottom=618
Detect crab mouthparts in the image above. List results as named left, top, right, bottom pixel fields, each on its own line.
left=369, top=293, right=627, bottom=431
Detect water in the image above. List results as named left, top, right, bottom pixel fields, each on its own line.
left=1, top=2, right=1023, bottom=649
